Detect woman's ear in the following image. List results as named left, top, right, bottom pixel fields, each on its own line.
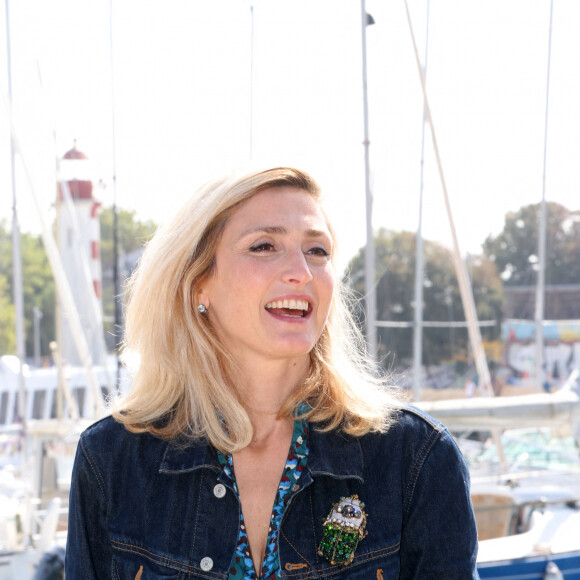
left=195, top=285, right=210, bottom=312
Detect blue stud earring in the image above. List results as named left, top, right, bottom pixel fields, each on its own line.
left=197, top=304, right=207, bottom=314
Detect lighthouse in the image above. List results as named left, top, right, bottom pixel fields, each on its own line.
left=56, top=142, right=106, bottom=367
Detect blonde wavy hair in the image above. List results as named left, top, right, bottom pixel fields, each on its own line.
left=113, top=165, right=403, bottom=452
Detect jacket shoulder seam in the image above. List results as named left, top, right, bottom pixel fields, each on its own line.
left=401, top=421, right=444, bottom=519
left=79, top=432, right=107, bottom=501
left=399, top=404, right=445, bottom=431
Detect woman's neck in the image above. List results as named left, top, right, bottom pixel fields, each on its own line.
left=233, top=354, right=309, bottom=441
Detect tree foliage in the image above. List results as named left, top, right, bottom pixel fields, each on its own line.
left=344, top=229, right=504, bottom=369
left=0, top=209, right=157, bottom=360
left=0, top=223, right=15, bottom=354
left=99, top=207, right=157, bottom=271
left=99, top=207, right=157, bottom=350
left=0, top=257, right=16, bottom=355
left=483, top=202, right=580, bottom=286
left=0, top=220, right=55, bottom=359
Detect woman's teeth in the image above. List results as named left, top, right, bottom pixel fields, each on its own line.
left=265, top=299, right=309, bottom=312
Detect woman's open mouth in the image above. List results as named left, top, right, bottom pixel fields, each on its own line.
left=265, top=299, right=311, bottom=318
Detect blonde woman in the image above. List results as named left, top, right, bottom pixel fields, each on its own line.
left=65, top=166, right=479, bottom=579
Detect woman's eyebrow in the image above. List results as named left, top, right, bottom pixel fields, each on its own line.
left=238, top=226, right=331, bottom=239
left=240, top=226, right=286, bottom=237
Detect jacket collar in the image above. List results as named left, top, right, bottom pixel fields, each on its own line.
left=159, top=437, right=220, bottom=474
left=159, top=424, right=364, bottom=483
left=307, top=427, right=364, bottom=483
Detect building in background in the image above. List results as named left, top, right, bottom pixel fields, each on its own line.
left=502, top=284, right=580, bottom=383
left=56, top=142, right=106, bottom=367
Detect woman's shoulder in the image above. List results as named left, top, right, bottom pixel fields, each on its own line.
left=313, top=404, right=451, bottom=453
left=356, top=404, right=460, bottom=460
left=394, top=403, right=446, bottom=434
left=80, top=414, right=132, bottom=446
left=82, top=413, right=125, bottom=434
left=78, top=414, right=167, bottom=467
left=339, top=405, right=469, bottom=494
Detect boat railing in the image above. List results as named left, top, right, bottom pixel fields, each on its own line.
left=471, top=467, right=580, bottom=487
left=471, top=488, right=579, bottom=542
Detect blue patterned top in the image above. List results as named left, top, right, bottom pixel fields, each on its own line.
left=216, top=416, right=309, bottom=579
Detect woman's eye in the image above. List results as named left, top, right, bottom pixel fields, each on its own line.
left=249, top=242, right=275, bottom=252
left=307, top=246, right=330, bottom=258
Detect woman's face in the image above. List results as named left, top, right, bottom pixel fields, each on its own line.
left=199, top=187, right=335, bottom=366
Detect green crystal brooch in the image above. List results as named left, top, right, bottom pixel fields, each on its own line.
left=318, top=495, right=367, bottom=565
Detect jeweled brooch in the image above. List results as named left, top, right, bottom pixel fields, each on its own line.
left=318, top=495, right=367, bottom=565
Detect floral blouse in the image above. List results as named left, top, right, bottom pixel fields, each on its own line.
left=216, top=416, right=309, bottom=579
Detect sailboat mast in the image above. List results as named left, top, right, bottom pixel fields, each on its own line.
left=109, top=0, right=122, bottom=387
left=403, top=0, right=493, bottom=396
left=535, top=0, right=553, bottom=393
left=361, top=0, right=377, bottom=357
left=412, top=0, right=431, bottom=402
left=5, top=0, right=27, bottom=430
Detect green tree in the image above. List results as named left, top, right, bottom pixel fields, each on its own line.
left=0, top=270, right=16, bottom=355
left=99, top=207, right=157, bottom=350
left=0, top=221, right=55, bottom=360
left=0, top=222, right=14, bottom=354
left=0, top=208, right=157, bottom=359
left=345, top=229, right=503, bottom=369
left=483, top=202, right=580, bottom=286
left=21, top=233, right=55, bottom=359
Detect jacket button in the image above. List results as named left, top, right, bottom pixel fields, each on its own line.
left=213, top=483, right=226, bottom=498
left=200, top=557, right=214, bottom=571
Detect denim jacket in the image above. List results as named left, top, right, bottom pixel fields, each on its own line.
left=65, top=405, right=479, bottom=579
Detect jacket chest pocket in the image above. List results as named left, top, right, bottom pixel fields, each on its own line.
left=111, top=542, right=187, bottom=580
left=111, top=548, right=227, bottom=580
left=284, top=550, right=400, bottom=579
left=329, top=555, right=399, bottom=579
left=112, top=556, right=183, bottom=580
left=112, top=556, right=179, bottom=580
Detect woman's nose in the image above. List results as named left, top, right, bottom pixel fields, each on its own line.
left=282, top=250, right=313, bottom=285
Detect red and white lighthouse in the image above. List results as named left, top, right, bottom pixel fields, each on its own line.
left=56, top=142, right=105, bottom=366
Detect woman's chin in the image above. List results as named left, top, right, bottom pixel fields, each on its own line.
left=265, top=337, right=317, bottom=360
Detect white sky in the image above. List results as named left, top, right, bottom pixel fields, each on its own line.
left=1, top=0, right=579, bottom=273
